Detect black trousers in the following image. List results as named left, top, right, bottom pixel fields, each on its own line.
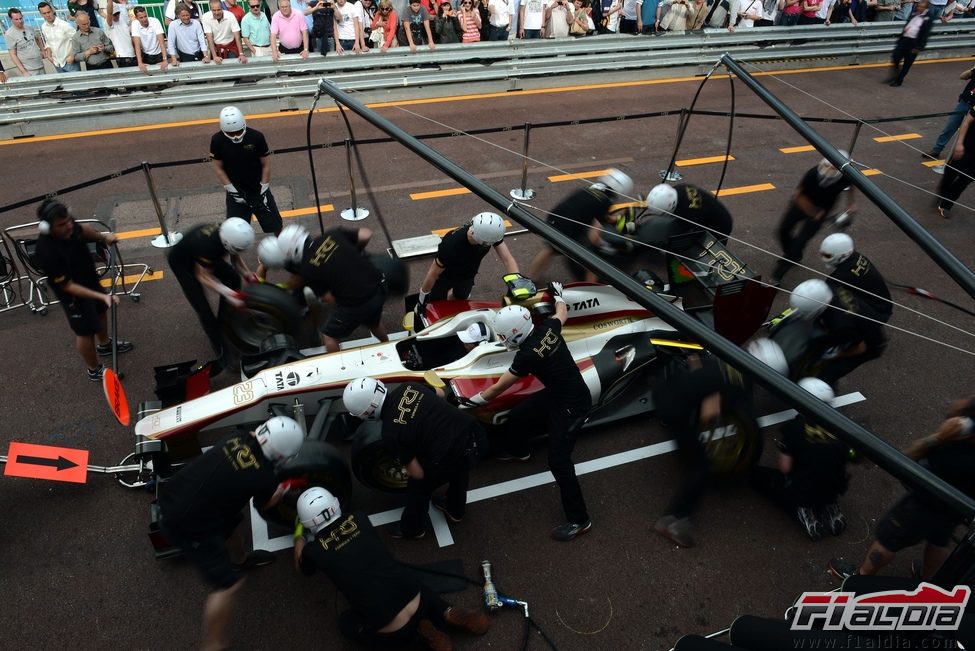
left=890, top=35, right=919, bottom=83
left=816, top=343, right=885, bottom=385
left=937, top=154, right=975, bottom=212
left=400, top=449, right=471, bottom=537
left=771, top=201, right=825, bottom=282
left=338, top=587, right=449, bottom=646
left=168, top=258, right=240, bottom=356
left=429, top=275, right=474, bottom=301
left=663, top=422, right=711, bottom=519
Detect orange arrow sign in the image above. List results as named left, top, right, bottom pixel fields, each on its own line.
left=4, top=442, right=89, bottom=484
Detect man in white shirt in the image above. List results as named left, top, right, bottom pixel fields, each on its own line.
left=38, top=2, right=80, bottom=72
left=518, top=0, right=544, bottom=36
left=202, top=0, right=249, bottom=62
left=5, top=8, right=47, bottom=76
left=544, top=0, right=574, bottom=36
left=487, top=0, right=511, bottom=38
left=333, top=0, right=367, bottom=53
left=131, top=5, right=169, bottom=73
left=729, top=0, right=761, bottom=27
left=103, top=0, right=137, bottom=67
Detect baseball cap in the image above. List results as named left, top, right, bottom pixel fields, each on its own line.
left=457, top=322, right=490, bottom=344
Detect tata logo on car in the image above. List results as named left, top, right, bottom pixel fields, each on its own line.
left=275, top=371, right=301, bottom=390
left=572, top=298, right=600, bottom=311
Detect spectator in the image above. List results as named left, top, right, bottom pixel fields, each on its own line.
left=226, top=0, right=246, bottom=20
left=132, top=6, right=168, bottom=73
left=39, top=2, right=80, bottom=73
left=617, top=0, right=638, bottom=30
left=777, top=0, right=802, bottom=24
left=728, top=0, right=761, bottom=27
left=0, top=61, right=5, bottom=83
left=371, top=0, right=397, bottom=50
left=544, top=0, right=573, bottom=35
left=401, top=0, right=436, bottom=51
left=271, top=0, right=310, bottom=58
left=937, top=107, right=975, bottom=218
left=894, top=0, right=913, bottom=18
left=637, top=0, right=661, bottom=32
left=687, top=0, right=709, bottom=27
left=203, top=0, right=249, bottom=63
left=569, top=0, right=592, bottom=33
left=927, top=0, right=947, bottom=17
left=5, top=8, right=47, bottom=77
left=103, top=0, right=137, bottom=67
left=886, top=0, right=931, bottom=86
left=926, top=68, right=975, bottom=161
left=359, top=0, right=377, bottom=38
left=797, top=0, right=824, bottom=22
left=68, top=0, right=100, bottom=27
left=309, top=0, right=337, bottom=53
left=168, top=4, right=210, bottom=64
left=658, top=0, right=691, bottom=30
left=70, top=11, right=114, bottom=69
left=519, top=0, right=544, bottom=36
left=334, top=0, right=368, bottom=53
left=164, top=0, right=202, bottom=24
left=755, top=0, right=778, bottom=24
left=825, top=0, right=857, bottom=24
left=487, top=0, right=512, bottom=38
left=435, top=1, right=463, bottom=40
left=241, top=0, right=274, bottom=54
left=872, top=0, right=900, bottom=19
left=475, top=0, right=491, bottom=37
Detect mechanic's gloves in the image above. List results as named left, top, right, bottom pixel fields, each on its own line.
left=820, top=346, right=843, bottom=360
left=293, top=518, right=305, bottom=541
left=417, top=289, right=429, bottom=306
left=278, top=478, right=309, bottom=494
left=224, top=183, right=248, bottom=205
left=459, top=392, right=489, bottom=409
left=260, top=182, right=270, bottom=196
left=616, top=211, right=637, bottom=234
left=549, top=281, right=565, bottom=304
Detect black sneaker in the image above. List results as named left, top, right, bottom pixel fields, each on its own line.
left=551, top=520, right=592, bottom=542
left=389, top=527, right=426, bottom=540
left=432, top=496, right=463, bottom=524
left=496, top=450, right=531, bottom=462
left=232, top=549, right=276, bottom=571
left=923, top=150, right=941, bottom=159
left=828, top=558, right=858, bottom=581
left=87, top=364, right=105, bottom=382
left=96, top=339, right=134, bottom=356
left=797, top=507, right=823, bottom=542
left=654, top=515, right=695, bottom=547
left=822, top=503, right=847, bottom=536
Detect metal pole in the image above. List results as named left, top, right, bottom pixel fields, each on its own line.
left=846, top=121, right=863, bottom=157
left=661, top=108, right=686, bottom=183
left=340, top=138, right=369, bottom=221
left=510, top=122, right=535, bottom=200
left=315, top=77, right=975, bottom=521
left=721, top=54, right=975, bottom=301
left=142, top=161, right=182, bottom=248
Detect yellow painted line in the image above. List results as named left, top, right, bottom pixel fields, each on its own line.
left=117, top=227, right=161, bottom=240
left=100, top=270, right=164, bottom=287
left=548, top=169, right=610, bottom=183
left=410, top=187, right=472, bottom=201
left=714, top=183, right=775, bottom=197
left=780, top=145, right=816, bottom=154
left=432, top=219, right=515, bottom=237
left=862, top=169, right=882, bottom=176
left=280, top=204, right=334, bottom=217
left=675, top=155, right=735, bottom=167
left=873, top=133, right=921, bottom=143
left=923, top=159, right=946, bottom=167
left=114, top=204, right=334, bottom=240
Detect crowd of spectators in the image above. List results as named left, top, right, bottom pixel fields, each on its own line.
left=0, top=0, right=971, bottom=78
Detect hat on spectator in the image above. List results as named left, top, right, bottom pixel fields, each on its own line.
left=458, top=322, right=490, bottom=344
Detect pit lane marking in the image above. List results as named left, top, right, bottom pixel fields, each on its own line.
left=250, top=392, right=865, bottom=551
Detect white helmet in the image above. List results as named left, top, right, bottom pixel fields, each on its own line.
left=646, top=183, right=678, bottom=216
left=746, top=338, right=789, bottom=375
left=297, top=486, right=342, bottom=534
left=790, top=279, right=834, bottom=319
left=219, top=217, right=255, bottom=254
left=343, top=377, right=387, bottom=420
left=469, top=212, right=505, bottom=246
left=817, top=149, right=849, bottom=184
left=219, top=106, right=247, bottom=143
left=819, top=233, right=854, bottom=269
left=255, top=415, right=304, bottom=464
left=594, top=168, right=634, bottom=197
left=798, top=377, right=835, bottom=403
left=277, top=223, right=309, bottom=264
left=494, top=305, right=534, bottom=350
left=257, top=236, right=286, bottom=269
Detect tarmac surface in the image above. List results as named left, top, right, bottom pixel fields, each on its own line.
left=0, top=55, right=974, bottom=650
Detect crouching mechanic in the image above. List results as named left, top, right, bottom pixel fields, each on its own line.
left=640, top=182, right=734, bottom=247
left=819, top=233, right=892, bottom=323
left=158, top=416, right=305, bottom=651
left=294, top=487, right=490, bottom=649
left=466, top=282, right=594, bottom=541
left=342, top=376, right=487, bottom=539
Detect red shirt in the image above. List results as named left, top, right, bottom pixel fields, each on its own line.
left=226, top=2, right=245, bottom=21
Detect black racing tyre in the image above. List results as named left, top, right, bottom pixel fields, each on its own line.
left=351, top=420, right=408, bottom=493
left=703, top=405, right=763, bottom=479
left=369, top=252, right=409, bottom=296
left=768, top=316, right=825, bottom=381
left=222, top=283, right=302, bottom=355
left=268, top=440, right=353, bottom=527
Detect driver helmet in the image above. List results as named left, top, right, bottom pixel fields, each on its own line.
left=254, top=415, right=305, bottom=464
left=816, top=149, right=849, bottom=184
left=819, top=233, right=854, bottom=270
left=297, top=487, right=342, bottom=535
left=494, top=305, right=534, bottom=350
left=646, top=183, right=679, bottom=216
left=592, top=168, right=634, bottom=197
left=343, top=377, right=387, bottom=420
left=469, top=212, right=506, bottom=246
left=789, top=279, right=834, bottom=320
left=219, top=106, right=247, bottom=144
left=277, top=224, right=309, bottom=264
left=798, top=377, right=835, bottom=403
left=458, top=321, right=491, bottom=344
left=257, top=236, right=286, bottom=269
left=746, top=338, right=789, bottom=375
left=219, top=217, right=255, bottom=254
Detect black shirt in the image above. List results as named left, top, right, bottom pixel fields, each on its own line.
left=653, top=356, right=750, bottom=433
left=798, top=166, right=851, bottom=212
left=924, top=398, right=975, bottom=498
left=209, top=127, right=270, bottom=194
left=298, top=228, right=382, bottom=304
left=158, top=429, right=279, bottom=534
left=546, top=187, right=612, bottom=243
left=672, top=184, right=734, bottom=239
left=827, top=251, right=892, bottom=322
left=299, top=511, right=419, bottom=631
left=168, top=223, right=226, bottom=271
left=379, top=383, right=473, bottom=470
left=509, top=318, right=591, bottom=415
left=435, top=224, right=496, bottom=281
left=781, top=416, right=848, bottom=504
left=819, top=286, right=887, bottom=354
left=958, top=72, right=975, bottom=107
left=34, top=222, right=102, bottom=299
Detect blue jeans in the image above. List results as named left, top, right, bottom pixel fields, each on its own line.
left=522, top=28, right=541, bottom=38
left=55, top=62, right=81, bottom=73
left=927, top=2, right=945, bottom=17
left=933, top=101, right=971, bottom=155
left=488, top=24, right=509, bottom=39
left=338, top=38, right=356, bottom=50
left=894, top=1, right=913, bottom=18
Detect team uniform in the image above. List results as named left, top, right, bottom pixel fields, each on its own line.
left=428, top=224, right=500, bottom=300
left=543, top=186, right=613, bottom=279
left=639, top=183, right=734, bottom=250
left=826, top=250, right=892, bottom=323
left=814, top=286, right=887, bottom=385
left=34, top=223, right=107, bottom=336
left=209, top=127, right=283, bottom=234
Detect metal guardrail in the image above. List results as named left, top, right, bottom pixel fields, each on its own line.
left=0, top=21, right=972, bottom=131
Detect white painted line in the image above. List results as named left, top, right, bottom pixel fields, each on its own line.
left=251, top=392, right=866, bottom=551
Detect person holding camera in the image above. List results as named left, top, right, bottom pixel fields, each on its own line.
left=545, top=0, right=575, bottom=35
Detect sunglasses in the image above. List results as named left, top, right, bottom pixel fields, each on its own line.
left=249, top=3, right=260, bottom=6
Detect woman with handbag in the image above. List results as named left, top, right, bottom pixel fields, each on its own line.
left=458, top=0, right=482, bottom=41
left=371, top=0, right=398, bottom=50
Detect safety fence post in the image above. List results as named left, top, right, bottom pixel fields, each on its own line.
left=846, top=122, right=863, bottom=157
left=510, top=122, right=535, bottom=201
left=340, top=138, right=369, bottom=222
left=661, top=108, right=686, bottom=183
left=142, top=161, right=182, bottom=248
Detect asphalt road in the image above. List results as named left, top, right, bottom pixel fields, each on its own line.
left=0, top=55, right=973, bottom=651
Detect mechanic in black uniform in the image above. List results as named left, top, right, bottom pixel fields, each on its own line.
left=789, top=278, right=887, bottom=386
left=210, top=105, right=283, bottom=236
left=158, top=416, right=304, bottom=651
left=653, top=338, right=786, bottom=548
left=275, top=223, right=387, bottom=353
left=641, top=182, right=734, bottom=247
left=416, top=211, right=519, bottom=308
left=819, top=233, right=893, bottom=323
left=528, top=168, right=634, bottom=282
left=294, top=487, right=490, bottom=649
left=467, top=282, right=593, bottom=541
left=32, top=199, right=133, bottom=381
left=166, top=218, right=256, bottom=374
left=830, top=394, right=975, bottom=581
left=342, top=377, right=486, bottom=539
left=769, top=153, right=857, bottom=286
left=750, top=377, right=850, bottom=542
